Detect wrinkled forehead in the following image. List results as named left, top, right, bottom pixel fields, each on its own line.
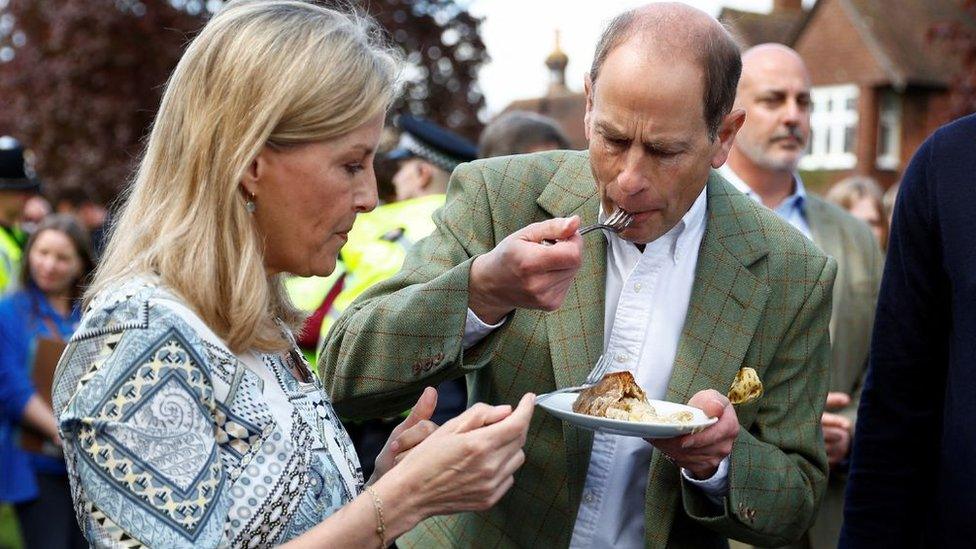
left=741, top=51, right=811, bottom=91
left=592, top=43, right=708, bottom=136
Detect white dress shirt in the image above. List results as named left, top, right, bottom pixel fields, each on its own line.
left=568, top=186, right=730, bottom=548
left=463, top=185, right=728, bottom=548
left=718, top=164, right=812, bottom=239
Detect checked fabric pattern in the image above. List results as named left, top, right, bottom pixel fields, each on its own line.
left=54, top=278, right=363, bottom=548
left=321, top=150, right=836, bottom=548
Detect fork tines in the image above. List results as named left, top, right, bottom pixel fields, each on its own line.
left=606, top=208, right=635, bottom=232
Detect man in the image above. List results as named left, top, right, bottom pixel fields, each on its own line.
left=719, top=44, right=883, bottom=548
left=0, top=136, right=40, bottom=295
left=322, top=4, right=835, bottom=547
left=478, top=110, right=571, bottom=158
left=840, top=114, right=976, bottom=546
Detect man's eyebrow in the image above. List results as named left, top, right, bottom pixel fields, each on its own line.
left=595, top=121, right=628, bottom=140
left=644, top=139, right=690, bottom=152
left=596, top=121, right=690, bottom=151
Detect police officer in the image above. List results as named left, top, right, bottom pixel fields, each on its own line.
left=0, top=137, right=41, bottom=295
left=317, top=115, right=477, bottom=478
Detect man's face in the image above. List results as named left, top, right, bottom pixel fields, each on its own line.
left=585, top=42, right=740, bottom=244
left=391, top=157, right=430, bottom=202
left=0, top=190, right=31, bottom=223
left=732, top=50, right=812, bottom=173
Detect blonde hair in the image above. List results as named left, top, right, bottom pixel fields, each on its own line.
left=89, top=0, right=402, bottom=353
left=826, top=175, right=889, bottom=250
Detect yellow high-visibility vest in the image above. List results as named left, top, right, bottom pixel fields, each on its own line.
left=284, top=268, right=345, bottom=314
left=316, top=194, right=446, bottom=355
left=0, top=225, right=25, bottom=296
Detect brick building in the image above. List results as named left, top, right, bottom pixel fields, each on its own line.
left=721, top=0, right=975, bottom=191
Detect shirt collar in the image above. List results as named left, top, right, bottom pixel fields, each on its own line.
left=718, top=165, right=807, bottom=215
left=600, top=184, right=707, bottom=264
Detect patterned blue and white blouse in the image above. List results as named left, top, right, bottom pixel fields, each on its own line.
left=52, top=278, right=363, bottom=547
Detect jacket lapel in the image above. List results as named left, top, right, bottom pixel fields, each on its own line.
left=644, top=172, right=772, bottom=544
left=536, top=153, right=606, bottom=508
left=806, top=196, right=842, bottom=261
left=804, top=195, right=842, bottom=345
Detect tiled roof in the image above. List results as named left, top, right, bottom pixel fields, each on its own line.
left=719, top=7, right=806, bottom=47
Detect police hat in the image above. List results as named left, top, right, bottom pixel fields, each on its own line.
left=0, top=136, right=40, bottom=193
left=387, top=115, right=478, bottom=172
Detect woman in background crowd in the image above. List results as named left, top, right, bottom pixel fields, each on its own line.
left=827, top=175, right=889, bottom=250
left=0, top=214, right=92, bottom=548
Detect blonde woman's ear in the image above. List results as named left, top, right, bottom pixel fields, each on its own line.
left=243, top=145, right=279, bottom=198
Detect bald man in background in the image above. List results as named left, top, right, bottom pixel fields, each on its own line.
left=719, top=44, right=883, bottom=548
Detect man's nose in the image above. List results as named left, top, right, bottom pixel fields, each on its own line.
left=617, top=149, right=648, bottom=195
left=783, top=98, right=803, bottom=126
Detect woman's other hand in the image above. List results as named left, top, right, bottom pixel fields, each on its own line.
left=378, top=392, right=535, bottom=520
left=289, top=393, right=536, bottom=548
left=371, top=386, right=439, bottom=482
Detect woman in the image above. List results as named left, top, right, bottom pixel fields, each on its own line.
left=52, top=2, right=534, bottom=547
left=826, top=175, right=889, bottom=250
left=0, top=214, right=92, bottom=548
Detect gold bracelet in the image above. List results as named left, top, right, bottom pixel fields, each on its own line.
left=365, top=486, right=387, bottom=548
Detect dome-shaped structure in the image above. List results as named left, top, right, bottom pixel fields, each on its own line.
left=545, top=30, right=569, bottom=96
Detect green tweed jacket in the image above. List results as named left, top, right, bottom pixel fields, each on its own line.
left=320, top=150, right=836, bottom=548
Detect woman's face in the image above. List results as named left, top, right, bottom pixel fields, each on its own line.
left=248, top=114, right=383, bottom=277
left=29, top=229, right=83, bottom=296
left=849, top=195, right=885, bottom=248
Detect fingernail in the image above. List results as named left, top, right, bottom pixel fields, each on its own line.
left=390, top=441, right=400, bottom=452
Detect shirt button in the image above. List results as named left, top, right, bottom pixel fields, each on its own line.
left=583, top=492, right=595, bottom=504
left=615, top=354, right=627, bottom=363
left=634, top=282, right=642, bottom=292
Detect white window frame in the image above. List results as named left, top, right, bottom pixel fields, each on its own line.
left=801, top=84, right=859, bottom=170
left=876, top=89, right=902, bottom=171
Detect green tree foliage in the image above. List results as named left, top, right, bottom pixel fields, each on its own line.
left=0, top=0, right=487, bottom=201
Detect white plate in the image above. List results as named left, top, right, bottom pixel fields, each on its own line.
left=536, top=393, right=718, bottom=438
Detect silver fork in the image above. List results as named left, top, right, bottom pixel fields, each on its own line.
left=542, top=208, right=635, bottom=245
left=537, top=354, right=612, bottom=401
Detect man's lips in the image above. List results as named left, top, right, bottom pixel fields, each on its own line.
left=771, top=135, right=804, bottom=148
left=615, top=207, right=661, bottom=224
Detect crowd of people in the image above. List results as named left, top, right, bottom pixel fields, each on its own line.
left=0, top=0, right=970, bottom=547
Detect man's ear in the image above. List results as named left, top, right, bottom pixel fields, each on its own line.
left=710, top=108, right=746, bottom=169
left=583, top=73, right=595, bottom=142
left=416, top=160, right=434, bottom=190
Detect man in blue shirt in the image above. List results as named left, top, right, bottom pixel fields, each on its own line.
left=719, top=43, right=883, bottom=548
